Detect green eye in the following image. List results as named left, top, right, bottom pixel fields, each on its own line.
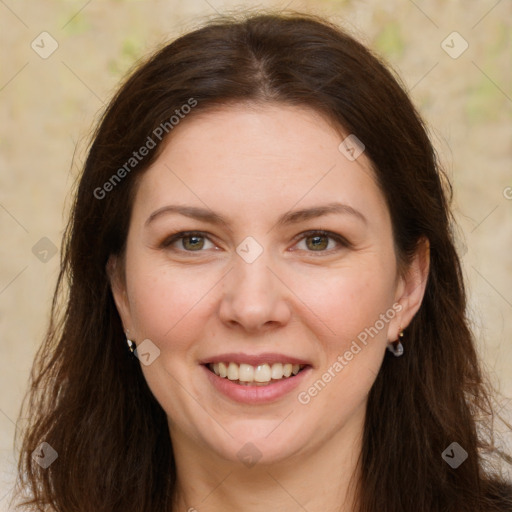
left=181, top=235, right=205, bottom=251
left=162, top=230, right=349, bottom=255
left=295, top=231, right=346, bottom=253
left=163, top=231, right=215, bottom=252
left=305, top=234, right=330, bottom=251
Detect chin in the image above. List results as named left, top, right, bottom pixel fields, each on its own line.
left=203, top=420, right=311, bottom=467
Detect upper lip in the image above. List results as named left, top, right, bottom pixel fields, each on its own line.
left=200, top=352, right=312, bottom=366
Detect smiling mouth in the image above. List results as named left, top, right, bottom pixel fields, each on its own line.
left=206, top=362, right=308, bottom=386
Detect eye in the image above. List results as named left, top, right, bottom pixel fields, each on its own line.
left=160, top=230, right=349, bottom=255
left=293, top=230, right=348, bottom=253
left=162, top=231, right=216, bottom=252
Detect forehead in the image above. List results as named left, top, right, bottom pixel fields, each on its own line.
left=132, top=103, right=388, bottom=226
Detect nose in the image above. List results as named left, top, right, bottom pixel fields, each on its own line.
left=218, top=252, right=292, bottom=333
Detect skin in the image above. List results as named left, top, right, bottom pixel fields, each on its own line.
left=109, top=103, right=429, bottom=512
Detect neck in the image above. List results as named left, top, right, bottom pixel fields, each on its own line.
left=170, top=410, right=363, bottom=512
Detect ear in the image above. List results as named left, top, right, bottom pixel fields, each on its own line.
left=390, top=237, right=430, bottom=340
left=106, top=254, right=133, bottom=334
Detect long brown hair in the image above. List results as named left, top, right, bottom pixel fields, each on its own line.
left=14, top=12, right=512, bottom=512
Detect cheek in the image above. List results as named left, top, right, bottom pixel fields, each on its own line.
left=124, top=264, right=214, bottom=410
left=292, top=267, right=395, bottom=427
left=125, top=255, right=218, bottom=343
left=290, top=260, right=397, bottom=350
left=125, top=249, right=397, bottom=354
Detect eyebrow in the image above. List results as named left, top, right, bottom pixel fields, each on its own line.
left=145, top=201, right=367, bottom=229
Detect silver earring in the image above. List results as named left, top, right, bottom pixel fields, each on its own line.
left=125, top=330, right=136, bottom=354
left=126, top=338, right=136, bottom=354
left=387, top=330, right=404, bottom=357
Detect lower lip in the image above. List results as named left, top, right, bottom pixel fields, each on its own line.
left=202, top=364, right=311, bottom=404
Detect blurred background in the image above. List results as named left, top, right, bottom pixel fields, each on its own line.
left=0, top=0, right=511, bottom=508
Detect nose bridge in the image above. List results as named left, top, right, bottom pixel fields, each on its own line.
left=219, top=246, right=290, bottom=331
left=234, top=252, right=273, bottom=296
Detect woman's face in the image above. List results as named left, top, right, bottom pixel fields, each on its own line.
left=111, top=103, right=425, bottom=466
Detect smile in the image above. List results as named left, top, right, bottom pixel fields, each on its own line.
left=207, top=362, right=306, bottom=386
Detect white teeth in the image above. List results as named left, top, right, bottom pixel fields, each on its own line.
left=254, top=364, right=271, bottom=382
left=227, top=362, right=239, bottom=380
left=208, top=361, right=306, bottom=385
left=271, top=362, right=283, bottom=379
left=218, top=362, right=227, bottom=378
left=238, top=363, right=254, bottom=382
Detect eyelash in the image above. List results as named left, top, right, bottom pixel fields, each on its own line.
left=160, top=230, right=350, bottom=256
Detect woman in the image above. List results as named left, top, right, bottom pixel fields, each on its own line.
left=14, top=12, right=512, bottom=512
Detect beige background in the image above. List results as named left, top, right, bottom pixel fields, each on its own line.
left=1, top=0, right=511, bottom=508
